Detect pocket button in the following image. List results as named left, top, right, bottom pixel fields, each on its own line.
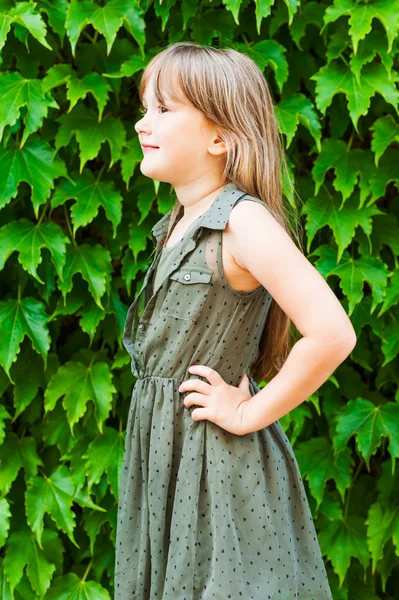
left=184, top=273, right=191, bottom=281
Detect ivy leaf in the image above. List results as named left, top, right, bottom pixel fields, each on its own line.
left=312, top=139, right=376, bottom=206
left=83, top=426, right=125, bottom=497
left=323, top=0, right=399, bottom=54
left=55, top=103, right=126, bottom=172
left=102, top=52, right=149, bottom=79
left=0, top=219, right=69, bottom=284
left=368, top=148, right=399, bottom=203
left=0, top=297, right=51, bottom=381
left=370, top=115, right=399, bottom=166
left=38, top=0, right=68, bottom=42
left=0, top=497, right=11, bottom=548
left=333, top=398, right=399, bottom=474
left=250, top=40, right=289, bottom=92
left=0, top=432, right=43, bottom=496
left=0, top=72, right=58, bottom=149
left=121, top=136, right=142, bottom=189
left=302, top=188, right=382, bottom=261
left=25, top=465, right=78, bottom=548
left=44, top=361, right=117, bottom=435
left=52, top=170, right=122, bottom=237
left=366, top=502, right=396, bottom=574
left=57, top=243, right=112, bottom=310
left=350, top=30, right=395, bottom=85
left=4, top=528, right=60, bottom=597
left=318, top=515, right=370, bottom=586
left=43, top=65, right=112, bottom=121
left=309, top=244, right=390, bottom=315
left=10, top=345, right=55, bottom=420
left=65, top=0, right=146, bottom=57
left=378, top=270, right=399, bottom=316
left=311, top=60, right=399, bottom=131
left=380, top=305, right=399, bottom=367
left=0, top=1, right=52, bottom=53
left=275, top=93, right=321, bottom=151
left=295, top=436, right=353, bottom=508
left=0, top=136, right=72, bottom=218
left=366, top=460, right=399, bottom=572
left=289, top=1, right=325, bottom=50
left=45, top=572, right=110, bottom=600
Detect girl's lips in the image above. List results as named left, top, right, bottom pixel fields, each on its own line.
left=142, top=145, right=159, bottom=152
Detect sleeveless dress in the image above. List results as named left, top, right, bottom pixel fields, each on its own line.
left=115, top=181, right=333, bottom=600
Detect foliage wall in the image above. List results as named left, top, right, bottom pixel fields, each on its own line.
left=0, top=0, right=398, bottom=598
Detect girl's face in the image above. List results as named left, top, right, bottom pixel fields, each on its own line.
left=134, top=76, right=226, bottom=186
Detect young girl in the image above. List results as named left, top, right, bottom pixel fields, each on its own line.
left=115, top=41, right=356, bottom=599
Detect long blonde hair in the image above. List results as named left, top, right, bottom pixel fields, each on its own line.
left=137, top=41, right=304, bottom=383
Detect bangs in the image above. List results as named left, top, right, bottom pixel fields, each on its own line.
left=139, top=59, right=189, bottom=107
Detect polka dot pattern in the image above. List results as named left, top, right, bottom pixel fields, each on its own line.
left=115, top=182, right=333, bottom=599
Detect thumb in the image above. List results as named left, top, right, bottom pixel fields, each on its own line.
left=238, top=371, right=250, bottom=391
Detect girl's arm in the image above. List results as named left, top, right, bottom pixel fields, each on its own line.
left=227, top=201, right=357, bottom=434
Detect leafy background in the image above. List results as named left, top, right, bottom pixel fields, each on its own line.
left=0, top=0, right=398, bottom=598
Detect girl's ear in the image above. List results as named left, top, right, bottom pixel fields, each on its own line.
left=208, top=130, right=238, bottom=156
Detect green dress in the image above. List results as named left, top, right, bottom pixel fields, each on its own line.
left=114, top=182, right=333, bottom=599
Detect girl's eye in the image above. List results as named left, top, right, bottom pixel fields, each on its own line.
left=138, top=106, right=168, bottom=115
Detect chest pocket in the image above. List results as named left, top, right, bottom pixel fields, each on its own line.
left=161, top=265, right=213, bottom=322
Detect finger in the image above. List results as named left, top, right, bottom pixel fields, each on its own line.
left=191, top=406, right=213, bottom=421
left=184, top=392, right=209, bottom=409
left=188, top=365, right=225, bottom=386
left=179, top=378, right=212, bottom=395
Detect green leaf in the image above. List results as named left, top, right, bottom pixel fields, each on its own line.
left=0, top=432, right=43, bottom=496
left=350, top=30, right=395, bottom=85
left=289, top=1, right=325, bottom=50
left=45, top=572, right=110, bottom=600
left=44, top=361, right=117, bottom=435
left=311, top=60, right=399, bottom=131
left=312, top=138, right=377, bottom=206
left=120, top=136, right=142, bottom=189
left=275, top=93, right=322, bottom=151
left=43, top=65, right=112, bottom=121
left=65, top=0, right=146, bottom=57
left=83, top=426, right=125, bottom=497
left=380, top=305, right=399, bottom=367
left=25, top=465, right=79, bottom=548
left=52, top=170, right=122, bottom=237
left=57, top=242, right=112, bottom=310
left=370, top=115, right=399, bottom=166
left=0, top=219, right=69, bottom=283
left=0, top=1, right=52, bottom=52
left=295, top=436, right=354, bottom=507
left=0, top=497, right=11, bottom=548
left=368, top=148, right=399, bottom=205
left=309, top=244, right=390, bottom=315
left=0, top=136, right=72, bottom=218
left=55, top=103, right=126, bottom=172
left=302, top=188, right=382, bottom=261
left=366, top=460, right=399, bottom=571
left=323, top=0, right=399, bottom=54
left=0, top=297, right=51, bottom=381
left=249, top=40, right=289, bottom=92
left=38, top=0, right=68, bottom=42
left=4, top=528, right=60, bottom=597
left=0, top=72, right=58, bottom=148
left=318, top=515, right=370, bottom=586
left=333, top=398, right=399, bottom=473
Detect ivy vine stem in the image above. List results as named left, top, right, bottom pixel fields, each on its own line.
left=82, top=558, right=93, bottom=581
left=64, top=205, right=77, bottom=247
left=343, top=458, right=364, bottom=522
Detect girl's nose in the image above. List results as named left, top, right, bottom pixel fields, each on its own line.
left=135, top=115, right=152, bottom=135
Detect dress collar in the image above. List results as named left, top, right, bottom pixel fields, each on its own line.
left=151, top=181, right=248, bottom=242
